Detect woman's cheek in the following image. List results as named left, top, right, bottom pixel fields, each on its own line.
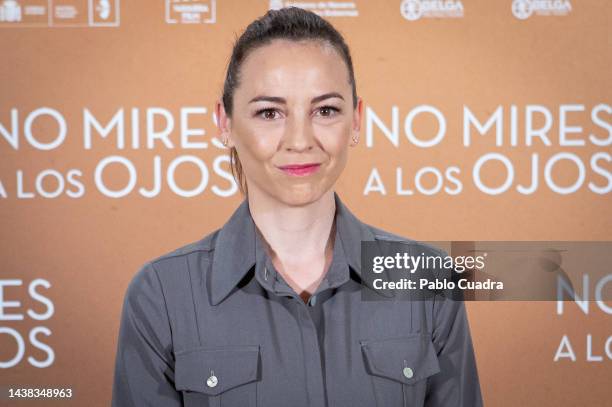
left=254, top=139, right=278, bottom=160
left=238, top=131, right=270, bottom=159
left=323, top=133, right=350, bottom=155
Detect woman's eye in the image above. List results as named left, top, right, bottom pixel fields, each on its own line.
left=316, top=106, right=340, bottom=117
left=256, top=108, right=280, bottom=120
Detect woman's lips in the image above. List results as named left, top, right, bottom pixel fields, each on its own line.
left=277, top=163, right=321, bottom=176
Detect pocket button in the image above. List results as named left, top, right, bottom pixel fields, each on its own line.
left=403, top=367, right=414, bottom=379
left=206, top=375, right=218, bottom=388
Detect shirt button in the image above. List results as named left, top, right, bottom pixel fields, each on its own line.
left=206, top=374, right=218, bottom=388
left=403, top=367, right=414, bottom=379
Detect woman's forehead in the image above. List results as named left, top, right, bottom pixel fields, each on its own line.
left=247, top=38, right=339, bottom=61
left=237, top=39, right=350, bottom=96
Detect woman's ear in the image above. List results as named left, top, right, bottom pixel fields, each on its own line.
left=215, top=99, right=235, bottom=148
left=350, top=97, right=363, bottom=147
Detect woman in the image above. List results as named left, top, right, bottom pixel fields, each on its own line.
left=112, top=7, right=482, bottom=407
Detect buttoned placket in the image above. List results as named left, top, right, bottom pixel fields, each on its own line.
left=252, top=224, right=352, bottom=407
left=252, top=254, right=325, bottom=407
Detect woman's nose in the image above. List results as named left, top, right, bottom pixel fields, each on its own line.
left=282, top=114, right=315, bottom=152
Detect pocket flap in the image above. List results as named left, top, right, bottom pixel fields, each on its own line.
left=360, top=334, right=440, bottom=385
left=174, top=345, right=260, bottom=396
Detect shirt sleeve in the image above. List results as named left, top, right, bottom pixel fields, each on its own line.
left=425, top=291, right=483, bottom=407
left=111, top=262, right=182, bottom=407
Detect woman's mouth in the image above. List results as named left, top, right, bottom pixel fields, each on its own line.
left=277, top=163, right=321, bottom=177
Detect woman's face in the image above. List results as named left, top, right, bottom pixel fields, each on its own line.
left=216, top=39, right=363, bottom=206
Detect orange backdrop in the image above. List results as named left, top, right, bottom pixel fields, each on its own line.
left=1, top=0, right=610, bottom=405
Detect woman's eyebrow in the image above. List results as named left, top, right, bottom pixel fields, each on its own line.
left=248, top=92, right=344, bottom=104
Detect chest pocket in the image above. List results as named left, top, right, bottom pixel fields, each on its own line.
left=174, top=345, right=260, bottom=407
left=360, top=334, right=440, bottom=407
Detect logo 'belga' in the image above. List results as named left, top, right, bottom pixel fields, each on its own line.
left=512, top=0, right=572, bottom=20
left=400, top=0, right=464, bottom=21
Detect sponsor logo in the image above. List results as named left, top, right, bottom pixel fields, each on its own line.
left=512, top=0, right=572, bottom=20
left=0, top=0, right=119, bottom=27
left=96, top=0, right=111, bottom=20
left=88, top=0, right=120, bottom=26
left=400, top=0, right=464, bottom=21
left=166, top=0, right=216, bottom=24
left=0, top=0, right=21, bottom=22
left=269, top=1, right=359, bottom=18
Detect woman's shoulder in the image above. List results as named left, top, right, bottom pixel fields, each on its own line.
left=364, top=223, right=447, bottom=257
left=140, top=228, right=222, bottom=276
left=122, top=229, right=223, bottom=308
left=366, top=223, right=416, bottom=243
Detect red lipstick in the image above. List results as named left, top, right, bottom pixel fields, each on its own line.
left=277, top=163, right=321, bottom=176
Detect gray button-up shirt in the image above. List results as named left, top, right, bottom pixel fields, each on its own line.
left=112, top=192, right=483, bottom=407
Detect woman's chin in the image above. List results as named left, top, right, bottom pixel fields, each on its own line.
left=275, top=184, right=329, bottom=207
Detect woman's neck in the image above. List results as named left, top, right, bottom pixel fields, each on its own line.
left=247, top=187, right=336, bottom=300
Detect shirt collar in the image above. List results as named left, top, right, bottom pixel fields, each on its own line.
left=208, top=192, right=380, bottom=306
